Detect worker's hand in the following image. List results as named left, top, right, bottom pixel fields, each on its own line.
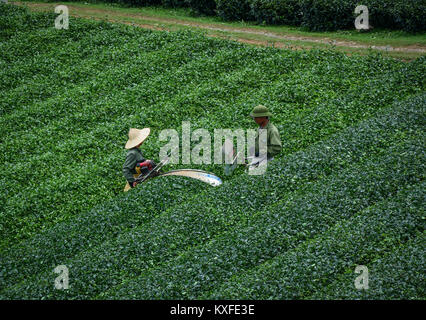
left=133, top=181, right=138, bottom=188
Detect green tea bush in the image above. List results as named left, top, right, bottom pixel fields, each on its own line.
left=361, top=0, right=394, bottom=30
left=0, top=176, right=209, bottom=292
left=1, top=94, right=424, bottom=299
left=0, top=3, right=56, bottom=40
left=29, top=0, right=426, bottom=31
left=216, top=0, right=254, bottom=21
left=213, top=0, right=426, bottom=32
left=103, top=143, right=424, bottom=299
left=387, top=0, right=426, bottom=33
left=300, top=0, right=426, bottom=32
left=0, top=6, right=424, bottom=299
left=39, top=0, right=187, bottom=7
left=311, top=234, right=425, bottom=299
left=206, top=183, right=424, bottom=299
left=186, top=0, right=217, bottom=15
left=299, top=0, right=356, bottom=31
left=161, top=0, right=187, bottom=7
left=3, top=4, right=423, bottom=251
left=250, top=0, right=302, bottom=25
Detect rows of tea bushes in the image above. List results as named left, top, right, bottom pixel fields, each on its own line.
left=1, top=93, right=424, bottom=299
left=1, top=5, right=425, bottom=299
left=0, top=5, right=301, bottom=248
left=101, top=134, right=426, bottom=299
left=39, top=0, right=426, bottom=32
left=2, top=4, right=424, bottom=252
left=204, top=183, right=424, bottom=299
left=296, top=0, right=425, bottom=32
left=0, top=2, right=55, bottom=39
left=0, top=176, right=209, bottom=292
left=0, top=91, right=419, bottom=295
left=221, top=0, right=426, bottom=33
left=216, top=0, right=426, bottom=32
left=310, top=234, right=425, bottom=299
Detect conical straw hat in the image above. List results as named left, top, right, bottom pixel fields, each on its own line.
left=125, top=128, right=150, bottom=149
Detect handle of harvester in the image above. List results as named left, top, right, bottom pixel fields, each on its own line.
left=135, top=145, right=179, bottom=183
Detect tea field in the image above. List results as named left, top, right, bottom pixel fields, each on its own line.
left=0, top=4, right=424, bottom=299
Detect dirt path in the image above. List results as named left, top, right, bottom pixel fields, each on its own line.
left=12, top=1, right=426, bottom=56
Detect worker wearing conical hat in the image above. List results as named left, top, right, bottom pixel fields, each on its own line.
left=250, top=105, right=282, bottom=160
left=123, top=128, right=155, bottom=190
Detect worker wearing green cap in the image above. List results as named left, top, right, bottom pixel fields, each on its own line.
left=250, top=105, right=282, bottom=160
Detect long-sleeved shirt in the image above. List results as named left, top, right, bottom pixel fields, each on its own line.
left=122, top=147, right=146, bottom=184
left=254, top=121, right=282, bottom=159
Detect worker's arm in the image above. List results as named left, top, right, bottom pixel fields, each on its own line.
left=123, top=152, right=137, bottom=187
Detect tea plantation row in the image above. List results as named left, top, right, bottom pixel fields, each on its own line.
left=110, top=183, right=425, bottom=299
left=311, top=234, right=425, bottom=299
left=1, top=4, right=425, bottom=253
left=1, top=93, right=424, bottom=299
left=1, top=92, right=423, bottom=294
left=0, top=4, right=425, bottom=299
left=38, top=0, right=426, bottom=32
left=103, top=110, right=426, bottom=299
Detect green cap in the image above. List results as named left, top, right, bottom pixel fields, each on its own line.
left=250, top=105, right=272, bottom=118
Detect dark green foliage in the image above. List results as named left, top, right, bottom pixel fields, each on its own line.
left=40, top=0, right=186, bottom=7
left=161, top=0, right=187, bottom=7
left=0, top=176, right=209, bottom=292
left=387, top=0, right=426, bottom=33
left=216, top=0, right=254, bottom=21
left=350, top=0, right=426, bottom=32
left=250, top=0, right=302, bottom=25
left=311, top=234, right=426, bottom=299
left=251, top=0, right=426, bottom=32
left=362, top=0, right=395, bottom=30
left=206, top=184, right=425, bottom=299
left=186, top=0, right=217, bottom=16
left=0, top=5, right=424, bottom=299
left=105, top=96, right=426, bottom=299
left=299, top=0, right=357, bottom=31
left=2, top=4, right=423, bottom=252
left=23, top=0, right=426, bottom=31
left=1, top=93, right=425, bottom=299
left=300, top=0, right=426, bottom=32
left=0, top=3, right=55, bottom=40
